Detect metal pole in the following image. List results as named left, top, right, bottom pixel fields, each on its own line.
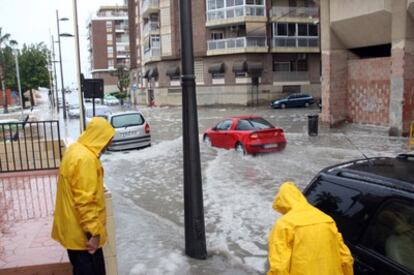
left=47, top=48, right=55, bottom=110
left=56, top=10, right=67, bottom=119
left=72, top=0, right=85, bottom=131
left=51, top=36, right=59, bottom=113
left=0, top=47, right=8, bottom=114
left=179, top=0, right=207, bottom=260
left=14, top=50, right=23, bottom=116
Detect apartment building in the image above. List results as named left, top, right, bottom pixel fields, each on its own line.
left=321, top=0, right=414, bottom=135
left=88, top=4, right=130, bottom=93
left=128, top=0, right=321, bottom=106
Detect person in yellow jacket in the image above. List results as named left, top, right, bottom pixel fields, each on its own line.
left=268, top=182, right=354, bottom=275
left=52, top=117, right=115, bottom=275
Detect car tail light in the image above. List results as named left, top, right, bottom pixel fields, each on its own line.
left=250, top=132, right=258, bottom=139
left=145, top=123, right=150, bottom=134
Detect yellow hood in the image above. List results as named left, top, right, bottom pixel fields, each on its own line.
left=78, top=117, right=115, bottom=156
left=272, top=181, right=308, bottom=214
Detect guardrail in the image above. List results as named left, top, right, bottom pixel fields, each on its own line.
left=207, top=5, right=265, bottom=21
left=208, top=36, right=267, bottom=50
left=0, top=120, right=63, bottom=173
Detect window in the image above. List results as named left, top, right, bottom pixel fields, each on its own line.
left=211, top=32, right=224, bottom=40
left=108, top=59, right=114, bottom=68
left=246, top=0, right=263, bottom=4
left=106, top=21, right=112, bottom=32
left=216, top=120, right=232, bottom=130
left=236, top=118, right=274, bottom=130
left=273, top=62, right=290, bottom=72
left=111, top=113, right=144, bottom=128
left=107, top=46, right=113, bottom=58
left=226, top=0, right=243, bottom=6
left=309, top=24, right=318, bottom=36
left=361, top=201, right=414, bottom=272
left=212, top=72, right=224, bottom=79
left=207, top=0, right=225, bottom=10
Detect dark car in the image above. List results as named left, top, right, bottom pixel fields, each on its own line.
left=270, top=93, right=314, bottom=109
left=303, top=154, right=414, bottom=275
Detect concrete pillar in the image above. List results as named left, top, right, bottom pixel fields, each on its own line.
left=320, top=0, right=349, bottom=126
left=390, top=0, right=414, bottom=135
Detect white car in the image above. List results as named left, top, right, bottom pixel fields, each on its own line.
left=104, top=95, right=119, bottom=106
left=85, top=105, right=112, bottom=125
left=108, top=111, right=151, bottom=151
left=68, top=104, right=80, bottom=118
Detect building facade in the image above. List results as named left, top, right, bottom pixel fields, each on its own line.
left=321, top=0, right=414, bottom=135
left=88, top=5, right=130, bottom=93
left=128, top=0, right=321, bottom=106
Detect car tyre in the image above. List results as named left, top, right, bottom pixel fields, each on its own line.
left=281, top=103, right=286, bottom=109
left=203, top=135, right=211, bottom=146
left=305, top=102, right=310, bottom=107
left=235, top=142, right=246, bottom=155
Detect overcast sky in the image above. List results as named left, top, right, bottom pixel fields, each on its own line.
left=0, top=0, right=124, bottom=89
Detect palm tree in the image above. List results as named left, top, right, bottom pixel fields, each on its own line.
left=0, top=27, right=17, bottom=113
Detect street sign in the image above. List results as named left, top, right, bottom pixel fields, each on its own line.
left=83, top=78, right=104, bottom=99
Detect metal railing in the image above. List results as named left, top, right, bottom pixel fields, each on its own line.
left=207, top=5, right=265, bottom=21
left=144, top=48, right=161, bottom=58
left=0, top=120, right=63, bottom=173
left=143, top=21, right=160, bottom=36
left=0, top=172, right=57, bottom=221
left=208, top=36, right=267, bottom=50
left=272, top=37, right=319, bottom=48
left=270, top=6, right=319, bottom=19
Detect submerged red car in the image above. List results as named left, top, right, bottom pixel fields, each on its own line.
left=203, top=116, right=287, bottom=154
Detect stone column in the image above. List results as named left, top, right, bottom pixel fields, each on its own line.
left=390, top=0, right=414, bottom=135
left=320, top=0, right=349, bottom=126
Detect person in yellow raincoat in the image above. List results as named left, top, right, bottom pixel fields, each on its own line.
left=52, top=117, right=115, bottom=275
left=268, top=182, right=354, bottom=275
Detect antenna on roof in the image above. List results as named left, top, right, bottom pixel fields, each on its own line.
left=342, top=133, right=374, bottom=166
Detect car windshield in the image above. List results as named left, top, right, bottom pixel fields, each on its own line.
left=236, top=118, right=274, bottom=130
left=111, top=113, right=144, bottom=128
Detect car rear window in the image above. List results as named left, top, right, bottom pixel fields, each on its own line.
left=111, top=113, right=144, bottom=128
left=236, top=118, right=274, bottom=130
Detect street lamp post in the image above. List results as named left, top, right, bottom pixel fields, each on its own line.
left=51, top=35, right=59, bottom=113
left=56, top=10, right=70, bottom=119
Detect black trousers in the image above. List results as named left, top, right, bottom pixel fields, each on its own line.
left=67, top=248, right=106, bottom=275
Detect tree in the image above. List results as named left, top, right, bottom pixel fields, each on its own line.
left=18, top=43, right=50, bottom=107
left=111, top=64, right=130, bottom=105
left=0, top=28, right=17, bottom=113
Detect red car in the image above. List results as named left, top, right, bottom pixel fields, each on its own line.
left=203, top=116, right=287, bottom=154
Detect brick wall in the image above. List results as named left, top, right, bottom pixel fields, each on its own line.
left=347, top=57, right=391, bottom=126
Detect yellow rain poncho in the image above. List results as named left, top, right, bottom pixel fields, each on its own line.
left=268, top=182, right=354, bottom=275
left=52, top=117, right=115, bottom=250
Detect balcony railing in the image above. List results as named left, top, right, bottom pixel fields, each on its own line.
left=141, top=0, right=159, bottom=16
left=207, top=5, right=265, bottom=21
left=273, top=71, right=310, bottom=82
left=272, top=37, right=319, bottom=48
left=143, top=21, right=160, bottom=36
left=271, top=6, right=319, bottom=19
left=144, top=48, right=161, bottom=59
left=208, top=37, right=267, bottom=51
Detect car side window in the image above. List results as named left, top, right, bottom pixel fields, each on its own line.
left=216, top=120, right=232, bottom=131
left=360, top=200, right=414, bottom=272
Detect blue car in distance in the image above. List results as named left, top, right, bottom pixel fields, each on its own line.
left=271, top=93, right=315, bottom=109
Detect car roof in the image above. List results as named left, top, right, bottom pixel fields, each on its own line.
left=322, top=154, right=414, bottom=192
left=227, top=115, right=262, bottom=119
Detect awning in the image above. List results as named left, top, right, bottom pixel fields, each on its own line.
left=166, top=66, right=180, bottom=78
left=208, top=63, right=225, bottom=74
left=143, top=69, right=150, bottom=79
left=149, top=67, right=158, bottom=78
left=232, top=61, right=247, bottom=73
left=246, top=62, right=263, bottom=77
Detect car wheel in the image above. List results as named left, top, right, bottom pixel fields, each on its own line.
left=305, top=102, right=310, bottom=107
left=203, top=135, right=211, bottom=146
left=235, top=142, right=246, bottom=155
left=281, top=103, right=286, bottom=109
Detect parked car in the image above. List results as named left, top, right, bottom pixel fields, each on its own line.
left=104, top=95, right=120, bottom=106
left=203, top=116, right=286, bottom=155
left=271, top=93, right=315, bottom=109
left=303, top=154, right=414, bottom=275
left=85, top=105, right=112, bottom=125
left=68, top=103, right=80, bottom=118
left=108, top=111, right=151, bottom=151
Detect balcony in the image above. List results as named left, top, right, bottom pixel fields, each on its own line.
left=141, top=0, right=159, bottom=18
left=207, top=36, right=267, bottom=56
left=115, top=24, right=128, bottom=33
left=143, top=48, right=161, bottom=63
left=270, top=6, right=319, bottom=22
left=273, top=71, right=310, bottom=84
left=206, top=5, right=266, bottom=27
left=143, top=21, right=160, bottom=37
left=271, top=37, right=319, bottom=53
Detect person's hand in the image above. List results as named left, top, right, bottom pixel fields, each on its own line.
left=86, top=235, right=100, bottom=254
